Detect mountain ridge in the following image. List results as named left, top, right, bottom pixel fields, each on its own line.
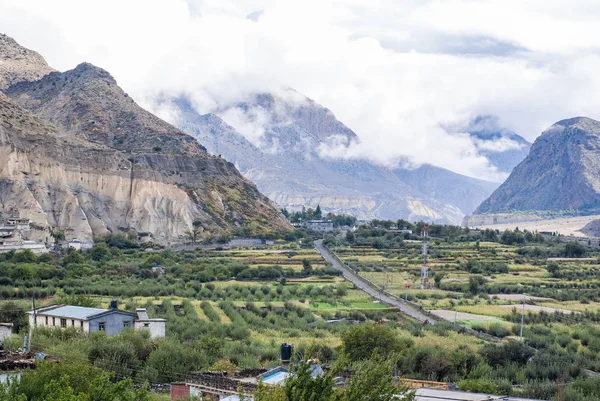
left=474, top=116, right=600, bottom=215
left=161, top=93, right=501, bottom=223
left=0, top=34, right=289, bottom=242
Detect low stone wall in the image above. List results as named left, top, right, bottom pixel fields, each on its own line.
left=186, top=371, right=262, bottom=395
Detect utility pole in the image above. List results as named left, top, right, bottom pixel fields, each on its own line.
left=27, top=297, right=36, bottom=353
left=519, top=294, right=525, bottom=342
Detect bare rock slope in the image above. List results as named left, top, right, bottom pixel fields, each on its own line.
left=475, top=117, right=600, bottom=215
left=0, top=36, right=288, bottom=243
left=0, top=34, right=54, bottom=89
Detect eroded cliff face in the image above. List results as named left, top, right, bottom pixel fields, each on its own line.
left=0, top=91, right=287, bottom=242
left=0, top=36, right=289, bottom=243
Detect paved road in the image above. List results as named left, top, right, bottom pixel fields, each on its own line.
left=315, top=240, right=435, bottom=324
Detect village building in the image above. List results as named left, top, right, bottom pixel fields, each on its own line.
left=303, top=220, right=334, bottom=231
left=0, top=323, right=13, bottom=343
left=0, top=218, right=47, bottom=254
left=28, top=304, right=166, bottom=338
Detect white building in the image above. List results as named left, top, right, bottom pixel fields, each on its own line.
left=0, top=218, right=47, bottom=254
left=0, top=323, right=13, bottom=343
left=29, top=304, right=166, bottom=339
left=303, top=220, right=334, bottom=232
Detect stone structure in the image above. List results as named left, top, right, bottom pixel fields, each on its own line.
left=171, top=369, right=268, bottom=400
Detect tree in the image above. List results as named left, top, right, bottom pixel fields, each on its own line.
left=12, top=250, right=37, bottom=263
left=0, top=301, right=28, bottom=333
left=341, top=323, right=413, bottom=362
left=284, top=360, right=334, bottom=401
left=468, top=275, right=486, bottom=294
left=564, top=241, right=586, bottom=258
left=335, top=354, right=401, bottom=401
left=315, top=205, right=322, bottom=219
left=5, top=360, right=150, bottom=401
left=90, top=245, right=111, bottom=262
left=302, top=259, right=312, bottom=273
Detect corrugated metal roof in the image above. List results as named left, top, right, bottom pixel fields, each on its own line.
left=414, top=389, right=546, bottom=401
left=35, top=305, right=108, bottom=319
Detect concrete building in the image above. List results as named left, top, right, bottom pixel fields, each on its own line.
left=303, top=220, right=334, bottom=232
left=0, top=323, right=13, bottom=343
left=0, top=218, right=47, bottom=254
left=29, top=305, right=166, bottom=338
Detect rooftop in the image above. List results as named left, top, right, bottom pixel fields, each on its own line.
left=32, top=305, right=130, bottom=320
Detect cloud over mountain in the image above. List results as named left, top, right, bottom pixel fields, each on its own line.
left=2, top=0, right=600, bottom=180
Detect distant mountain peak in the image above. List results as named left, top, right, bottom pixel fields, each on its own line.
left=0, top=33, right=54, bottom=89
left=5, top=63, right=205, bottom=155
left=550, top=116, right=600, bottom=130
left=69, top=62, right=116, bottom=82
left=217, top=89, right=358, bottom=149
left=449, top=115, right=532, bottom=175
left=474, top=116, right=600, bottom=214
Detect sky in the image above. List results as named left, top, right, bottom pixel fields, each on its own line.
left=2, top=0, right=600, bottom=182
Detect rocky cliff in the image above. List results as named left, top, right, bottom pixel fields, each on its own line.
left=0, top=35, right=288, bottom=243
left=475, top=117, right=600, bottom=214
left=0, top=34, right=54, bottom=89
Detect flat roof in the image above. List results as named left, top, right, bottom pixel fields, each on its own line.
left=33, top=305, right=135, bottom=320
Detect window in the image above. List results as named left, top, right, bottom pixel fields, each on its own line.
left=60, top=319, right=66, bottom=328
left=143, top=323, right=150, bottom=328
left=80, top=321, right=84, bottom=328
left=52, top=317, right=55, bottom=326
left=123, top=321, right=131, bottom=328
left=98, top=322, right=106, bottom=331
left=71, top=319, right=75, bottom=327
left=45, top=316, right=48, bottom=325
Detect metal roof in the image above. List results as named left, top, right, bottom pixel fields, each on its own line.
left=34, top=305, right=110, bottom=320
left=414, top=389, right=547, bottom=401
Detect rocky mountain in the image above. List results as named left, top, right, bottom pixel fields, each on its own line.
left=392, top=164, right=498, bottom=216
left=159, top=93, right=499, bottom=224
left=467, top=116, right=531, bottom=174
left=475, top=117, right=600, bottom=215
left=582, top=219, right=600, bottom=237
left=0, top=35, right=288, bottom=243
left=0, top=34, right=54, bottom=89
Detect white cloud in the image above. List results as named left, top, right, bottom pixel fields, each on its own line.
left=2, top=0, right=600, bottom=181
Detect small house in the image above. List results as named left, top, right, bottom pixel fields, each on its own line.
left=0, top=323, right=13, bottom=343
left=29, top=304, right=166, bottom=338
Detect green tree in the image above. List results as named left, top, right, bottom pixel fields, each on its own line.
left=341, top=323, right=413, bottom=362
left=335, top=353, right=400, bottom=401
left=315, top=205, right=322, bottom=219
left=90, top=245, right=111, bottom=262
left=564, top=241, right=586, bottom=258
left=0, top=301, right=28, bottom=333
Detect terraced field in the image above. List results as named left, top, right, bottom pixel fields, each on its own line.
left=334, top=240, right=600, bottom=332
